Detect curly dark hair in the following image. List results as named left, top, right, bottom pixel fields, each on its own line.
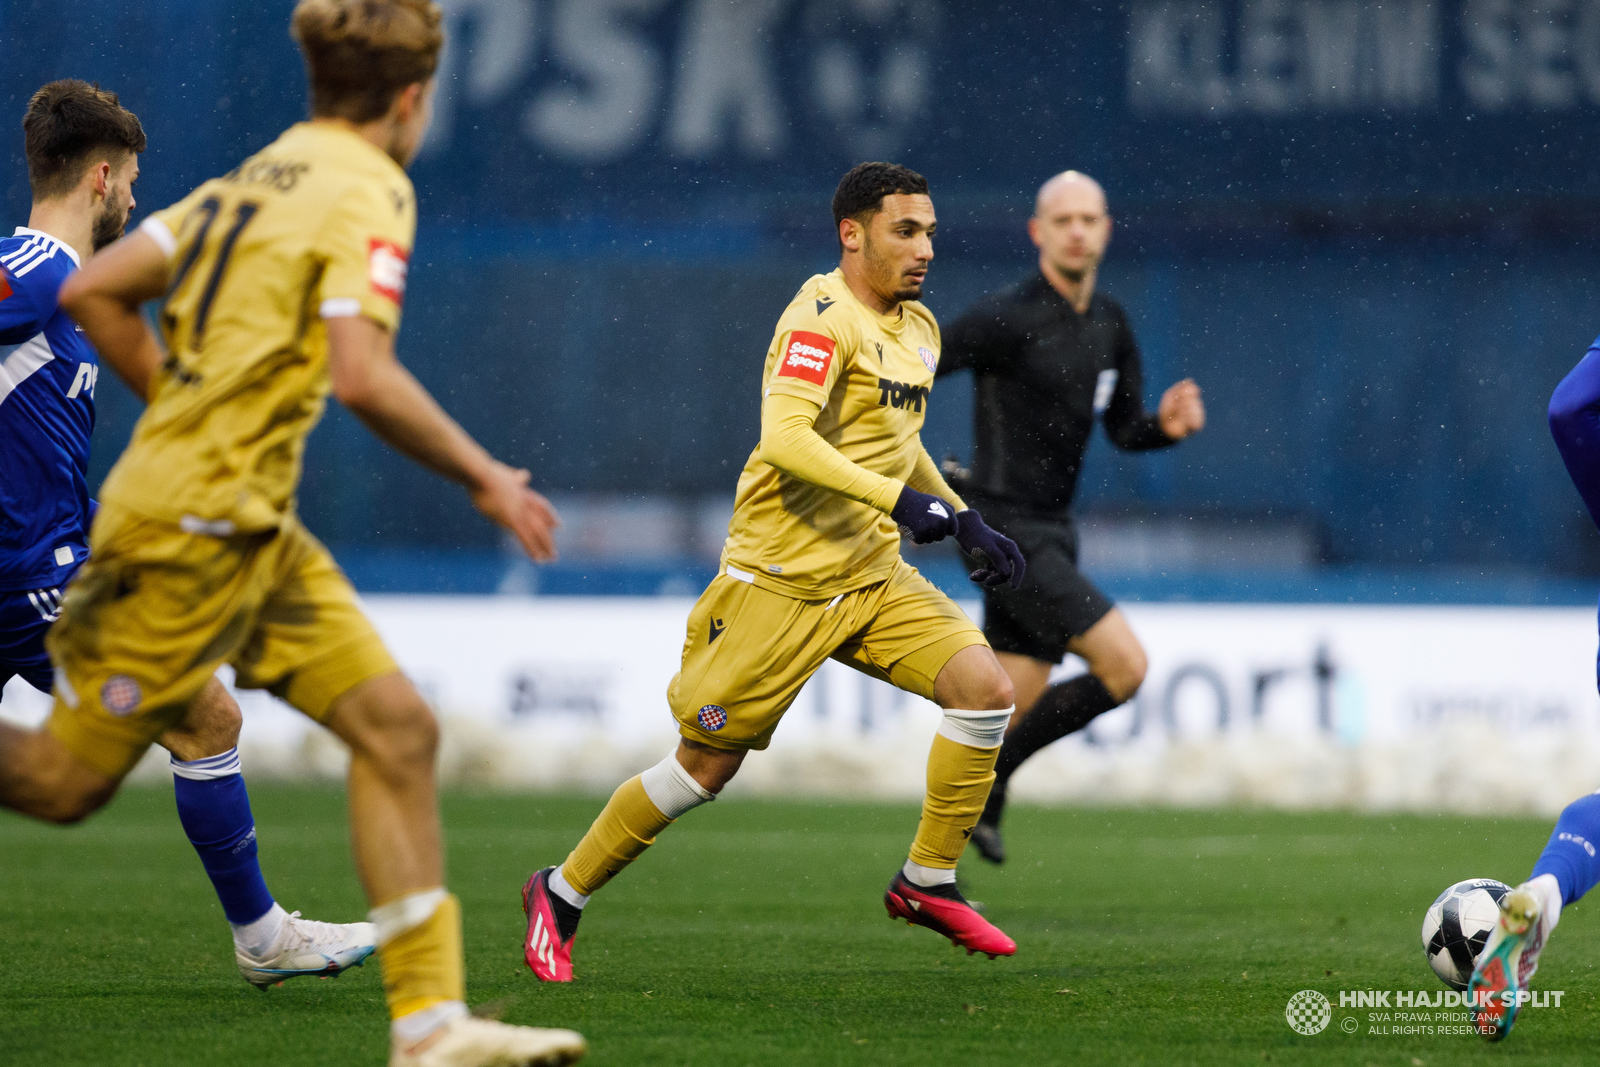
left=23, top=80, right=145, bottom=199
left=831, top=162, right=929, bottom=234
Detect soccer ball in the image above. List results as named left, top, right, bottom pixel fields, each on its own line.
left=1421, top=878, right=1510, bottom=990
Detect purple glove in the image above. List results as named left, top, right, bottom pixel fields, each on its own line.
left=956, top=509, right=1026, bottom=589
left=891, top=485, right=959, bottom=544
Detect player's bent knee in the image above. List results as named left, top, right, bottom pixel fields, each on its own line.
left=674, top=738, right=744, bottom=795
left=161, top=678, right=246, bottom=761
left=965, top=656, right=1016, bottom=711
left=36, top=779, right=114, bottom=825
left=933, top=646, right=1015, bottom=711
left=369, top=696, right=438, bottom=770
left=326, top=673, right=439, bottom=771
left=1102, top=648, right=1148, bottom=704
left=3, top=735, right=119, bottom=825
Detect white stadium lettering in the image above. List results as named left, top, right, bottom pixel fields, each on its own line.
left=423, top=0, right=936, bottom=161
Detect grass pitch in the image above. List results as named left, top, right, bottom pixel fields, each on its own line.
left=3, top=788, right=1598, bottom=1065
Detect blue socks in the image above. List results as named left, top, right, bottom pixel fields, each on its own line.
left=1531, top=791, right=1600, bottom=907
left=171, top=748, right=276, bottom=925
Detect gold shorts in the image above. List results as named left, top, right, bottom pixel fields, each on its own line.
left=45, top=503, right=397, bottom=779
left=668, top=558, right=987, bottom=751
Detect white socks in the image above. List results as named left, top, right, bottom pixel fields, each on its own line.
left=392, top=1000, right=469, bottom=1044
left=937, top=706, right=1013, bottom=749
left=640, top=751, right=716, bottom=818
left=902, top=860, right=957, bottom=887
left=230, top=902, right=288, bottom=956
left=549, top=865, right=590, bottom=910
left=1529, top=873, right=1564, bottom=931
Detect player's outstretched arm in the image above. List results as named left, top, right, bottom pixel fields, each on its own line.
left=57, top=230, right=169, bottom=401
left=325, top=314, right=560, bottom=562
left=1549, top=338, right=1600, bottom=528
left=760, top=391, right=957, bottom=543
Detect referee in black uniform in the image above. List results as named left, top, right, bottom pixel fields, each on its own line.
left=936, top=171, right=1205, bottom=863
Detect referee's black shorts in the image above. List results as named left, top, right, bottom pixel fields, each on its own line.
left=960, top=500, right=1114, bottom=664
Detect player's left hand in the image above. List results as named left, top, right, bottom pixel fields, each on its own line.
left=471, top=462, right=562, bottom=562
left=1158, top=378, right=1205, bottom=439
left=956, top=510, right=1026, bottom=589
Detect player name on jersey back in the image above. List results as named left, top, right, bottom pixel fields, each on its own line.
left=98, top=122, right=416, bottom=534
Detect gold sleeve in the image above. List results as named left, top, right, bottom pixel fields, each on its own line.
left=906, top=446, right=967, bottom=512
left=759, top=391, right=903, bottom=513
left=315, top=181, right=415, bottom=332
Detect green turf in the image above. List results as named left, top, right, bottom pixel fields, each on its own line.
left=2, top=787, right=1597, bottom=1065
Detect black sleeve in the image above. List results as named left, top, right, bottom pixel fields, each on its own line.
left=936, top=297, right=1012, bottom=377
left=1103, top=308, right=1175, bottom=451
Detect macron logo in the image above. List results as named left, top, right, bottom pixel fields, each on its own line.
left=776, top=329, right=835, bottom=386
left=928, top=502, right=949, bottom=518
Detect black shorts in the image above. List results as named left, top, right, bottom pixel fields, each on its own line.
left=960, top=505, right=1114, bottom=663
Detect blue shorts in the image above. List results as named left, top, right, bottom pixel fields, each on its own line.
left=0, top=574, right=75, bottom=697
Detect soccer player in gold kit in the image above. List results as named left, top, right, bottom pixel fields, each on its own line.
left=0, top=3, right=585, bottom=1065
left=521, top=163, right=1028, bottom=982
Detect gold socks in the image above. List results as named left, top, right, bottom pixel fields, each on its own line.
left=909, top=731, right=1001, bottom=869
left=561, top=775, right=674, bottom=896
left=371, top=889, right=465, bottom=1020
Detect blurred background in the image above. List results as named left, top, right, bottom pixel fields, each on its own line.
left=9, top=0, right=1600, bottom=604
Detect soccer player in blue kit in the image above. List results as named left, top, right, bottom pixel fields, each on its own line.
left=1467, top=335, right=1600, bottom=1039
left=0, top=80, right=374, bottom=987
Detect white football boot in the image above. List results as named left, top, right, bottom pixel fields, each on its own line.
left=1468, top=876, right=1561, bottom=1041
left=236, top=911, right=378, bottom=988
left=389, top=1016, right=587, bottom=1067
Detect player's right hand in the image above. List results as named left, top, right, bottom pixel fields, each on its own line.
left=955, top=509, right=1026, bottom=589
left=472, top=463, right=561, bottom=562
left=890, top=485, right=959, bottom=544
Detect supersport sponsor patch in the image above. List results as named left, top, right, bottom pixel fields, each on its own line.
left=368, top=238, right=409, bottom=304
left=919, top=346, right=938, bottom=374
left=777, top=330, right=835, bottom=385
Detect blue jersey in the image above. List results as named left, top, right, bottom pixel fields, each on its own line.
left=0, top=227, right=97, bottom=592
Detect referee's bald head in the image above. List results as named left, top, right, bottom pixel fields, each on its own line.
left=1034, top=170, right=1107, bottom=219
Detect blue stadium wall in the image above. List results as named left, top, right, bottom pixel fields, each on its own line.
left=6, top=0, right=1600, bottom=572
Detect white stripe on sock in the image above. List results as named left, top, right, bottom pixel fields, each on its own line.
left=171, top=747, right=243, bottom=780
left=369, top=887, right=447, bottom=946
left=936, top=706, right=1012, bottom=749
left=392, top=1000, right=468, bottom=1044
left=639, top=752, right=715, bottom=818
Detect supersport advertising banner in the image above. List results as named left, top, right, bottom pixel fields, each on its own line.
left=5, top=597, right=1598, bottom=813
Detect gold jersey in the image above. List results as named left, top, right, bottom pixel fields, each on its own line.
left=723, top=268, right=946, bottom=599
left=99, top=122, right=416, bottom=532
